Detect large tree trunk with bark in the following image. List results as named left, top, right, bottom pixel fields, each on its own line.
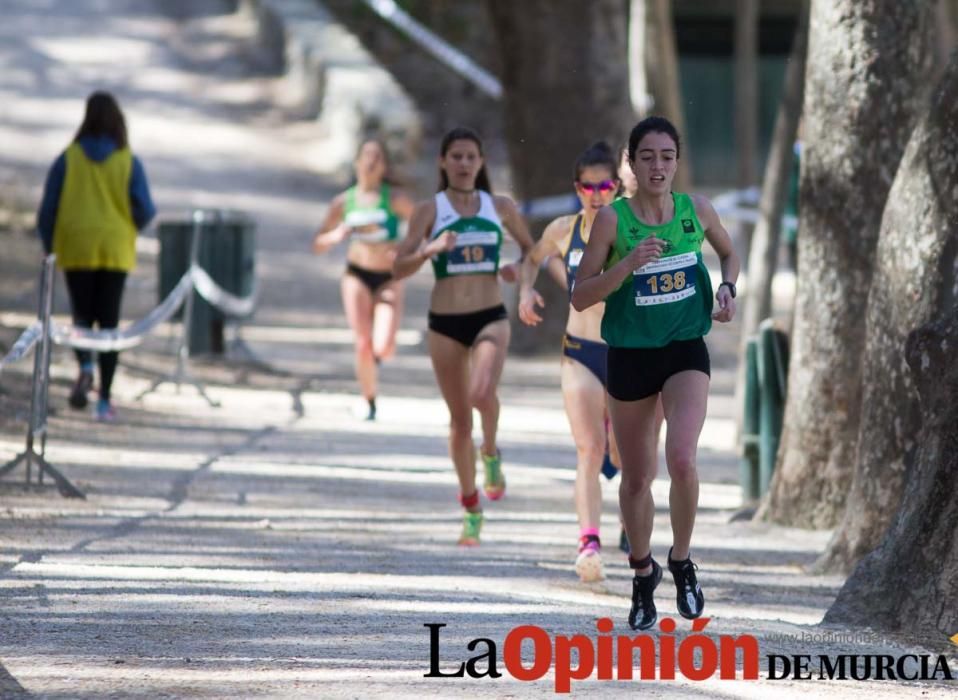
left=816, top=52, right=958, bottom=574
left=485, top=0, right=632, bottom=202
left=823, top=312, right=958, bottom=639
left=761, top=0, right=933, bottom=528
left=486, top=0, right=634, bottom=353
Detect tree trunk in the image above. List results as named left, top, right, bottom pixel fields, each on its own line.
left=628, top=0, right=652, bottom=116
left=760, top=0, right=933, bottom=528
left=486, top=0, right=634, bottom=353
left=815, top=51, right=958, bottom=574
left=734, top=0, right=809, bottom=449
left=645, top=0, right=691, bottom=191
left=823, top=312, right=958, bottom=639
left=485, top=0, right=633, bottom=202
left=732, top=0, right=760, bottom=271
left=735, top=0, right=759, bottom=190
left=934, top=0, right=958, bottom=82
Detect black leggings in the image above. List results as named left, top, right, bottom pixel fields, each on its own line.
left=64, top=269, right=127, bottom=401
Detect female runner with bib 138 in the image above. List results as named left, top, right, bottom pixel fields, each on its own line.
left=572, top=116, right=740, bottom=630
left=393, top=127, right=533, bottom=546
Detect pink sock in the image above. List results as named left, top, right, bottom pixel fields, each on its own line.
left=579, top=527, right=601, bottom=553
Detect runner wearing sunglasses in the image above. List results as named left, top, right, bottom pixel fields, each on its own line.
left=518, top=141, right=623, bottom=582
left=393, top=127, right=534, bottom=546
left=572, top=117, right=740, bottom=630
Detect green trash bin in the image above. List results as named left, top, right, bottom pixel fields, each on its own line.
left=157, top=211, right=256, bottom=355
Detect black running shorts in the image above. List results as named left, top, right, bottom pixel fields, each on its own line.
left=606, top=337, right=710, bottom=401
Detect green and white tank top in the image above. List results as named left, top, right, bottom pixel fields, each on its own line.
left=601, top=193, right=714, bottom=348
left=343, top=184, right=400, bottom=244
left=429, top=190, right=503, bottom=279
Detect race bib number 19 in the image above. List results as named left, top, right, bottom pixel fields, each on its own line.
left=446, top=230, right=499, bottom=273
left=633, top=252, right=698, bottom=306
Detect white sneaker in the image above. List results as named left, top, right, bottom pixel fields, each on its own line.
left=575, top=546, right=604, bottom=582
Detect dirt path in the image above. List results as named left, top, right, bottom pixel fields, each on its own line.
left=0, top=1, right=954, bottom=697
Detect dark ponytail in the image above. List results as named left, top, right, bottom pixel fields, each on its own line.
left=438, top=126, right=492, bottom=193
left=573, top=141, right=618, bottom=181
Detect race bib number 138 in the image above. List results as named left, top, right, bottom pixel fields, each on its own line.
left=633, top=252, right=698, bottom=306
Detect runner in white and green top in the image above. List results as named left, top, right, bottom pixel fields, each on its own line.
left=428, top=189, right=503, bottom=278
left=343, top=183, right=400, bottom=244
left=570, top=116, right=740, bottom=633
left=392, top=127, right=535, bottom=547
left=312, top=140, right=415, bottom=421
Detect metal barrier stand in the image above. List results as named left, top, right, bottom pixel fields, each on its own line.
left=136, top=209, right=221, bottom=407
left=738, top=319, right=789, bottom=504
left=0, top=256, right=85, bottom=498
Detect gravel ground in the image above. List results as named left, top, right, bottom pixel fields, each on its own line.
left=0, top=1, right=955, bottom=697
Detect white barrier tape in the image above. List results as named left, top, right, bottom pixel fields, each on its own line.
left=363, top=0, right=503, bottom=100
left=0, top=321, right=43, bottom=374
left=516, top=186, right=798, bottom=230
left=520, top=194, right=581, bottom=220
left=189, top=265, right=256, bottom=318
left=712, top=186, right=760, bottom=211
left=711, top=186, right=797, bottom=228
left=53, top=272, right=193, bottom=352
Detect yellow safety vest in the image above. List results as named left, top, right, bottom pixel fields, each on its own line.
left=53, top=142, right=137, bottom=271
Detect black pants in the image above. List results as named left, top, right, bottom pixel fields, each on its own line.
left=64, top=269, right=127, bottom=401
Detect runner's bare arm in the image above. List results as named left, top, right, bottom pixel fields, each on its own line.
left=312, top=194, right=349, bottom=254
left=693, top=193, right=740, bottom=322
left=389, top=189, right=417, bottom=221
left=518, top=216, right=570, bottom=325
left=571, top=206, right=667, bottom=311
left=392, top=199, right=453, bottom=280
left=495, top=195, right=535, bottom=256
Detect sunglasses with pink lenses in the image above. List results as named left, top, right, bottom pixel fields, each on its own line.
left=576, top=179, right=618, bottom=195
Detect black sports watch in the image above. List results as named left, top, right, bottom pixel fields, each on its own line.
left=719, top=281, right=737, bottom=298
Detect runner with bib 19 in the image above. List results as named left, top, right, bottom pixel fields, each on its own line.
left=392, top=127, right=534, bottom=547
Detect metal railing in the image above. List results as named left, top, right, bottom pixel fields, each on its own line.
left=0, top=210, right=257, bottom=497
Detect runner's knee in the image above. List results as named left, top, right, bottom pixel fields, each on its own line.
left=576, top=440, right=606, bottom=473
left=449, top=411, right=473, bottom=439
left=374, top=339, right=396, bottom=360
left=355, top=334, right=374, bottom=360
left=620, top=465, right=656, bottom=497
left=469, top=381, right=498, bottom=412
left=666, top=449, right=698, bottom=484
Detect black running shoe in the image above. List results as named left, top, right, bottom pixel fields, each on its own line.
left=668, top=547, right=705, bottom=619
left=365, top=398, right=377, bottom=421
left=628, top=559, right=662, bottom=631
left=69, top=371, right=93, bottom=410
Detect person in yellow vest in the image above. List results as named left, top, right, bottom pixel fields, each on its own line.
left=37, top=91, right=156, bottom=422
